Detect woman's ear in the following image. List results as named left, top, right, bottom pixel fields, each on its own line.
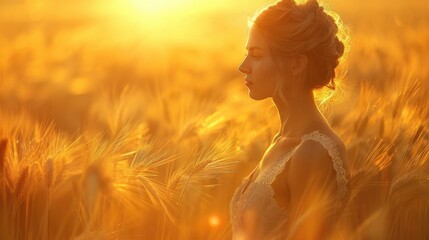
left=292, top=54, right=308, bottom=76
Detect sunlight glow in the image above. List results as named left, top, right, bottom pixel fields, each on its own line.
left=209, top=215, right=220, bottom=227
left=129, top=0, right=194, bottom=14
left=105, top=0, right=200, bottom=19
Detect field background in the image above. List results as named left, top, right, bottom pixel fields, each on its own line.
left=1, top=0, right=429, bottom=239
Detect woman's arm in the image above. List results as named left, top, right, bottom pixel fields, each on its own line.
left=286, top=140, right=338, bottom=240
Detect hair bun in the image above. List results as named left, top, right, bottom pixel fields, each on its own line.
left=304, top=0, right=323, bottom=13
left=335, top=37, right=345, bottom=58
left=274, top=0, right=296, bottom=10
left=253, top=0, right=348, bottom=90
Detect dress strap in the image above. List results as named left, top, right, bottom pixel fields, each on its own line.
left=301, top=131, right=348, bottom=203
left=261, top=147, right=299, bottom=185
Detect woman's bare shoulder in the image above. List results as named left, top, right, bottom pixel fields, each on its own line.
left=288, top=129, right=346, bottom=177
left=304, top=128, right=347, bottom=159
left=286, top=137, right=337, bottom=202
left=290, top=138, right=334, bottom=175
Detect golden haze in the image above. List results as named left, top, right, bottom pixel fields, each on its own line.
left=1, top=0, right=429, bottom=239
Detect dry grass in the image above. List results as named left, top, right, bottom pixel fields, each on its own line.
left=1, top=0, right=429, bottom=239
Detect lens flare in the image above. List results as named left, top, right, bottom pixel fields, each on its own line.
left=209, top=215, right=220, bottom=227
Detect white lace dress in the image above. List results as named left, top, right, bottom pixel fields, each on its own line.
left=229, top=131, right=349, bottom=240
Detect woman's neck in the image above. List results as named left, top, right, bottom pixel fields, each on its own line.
left=272, top=90, right=325, bottom=139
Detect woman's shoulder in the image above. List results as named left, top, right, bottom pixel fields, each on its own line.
left=300, top=128, right=347, bottom=160
left=289, top=129, right=347, bottom=177
left=290, top=136, right=334, bottom=176
left=285, top=130, right=341, bottom=204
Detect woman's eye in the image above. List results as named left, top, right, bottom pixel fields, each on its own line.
left=243, top=52, right=261, bottom=59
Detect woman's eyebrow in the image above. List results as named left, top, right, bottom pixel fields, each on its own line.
left=246, top=47, right=265, bottom=51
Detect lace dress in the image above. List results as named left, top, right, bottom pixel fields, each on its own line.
left=229, top=131, right=349, bottom=240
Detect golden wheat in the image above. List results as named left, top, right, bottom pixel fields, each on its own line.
left=1, top=1, right=429, bottom=239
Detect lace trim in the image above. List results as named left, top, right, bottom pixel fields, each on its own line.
left=231, top=130, right=348, bottom=230
left=231, top=151, right=295, bottom=229
left=260, top=150, right=296, bottom=185
left=231, top=181, right=290, bottom=230
left=300, top=131, right=349, bottom=205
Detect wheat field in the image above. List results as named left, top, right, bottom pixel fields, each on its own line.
left=0, top=0, right=428, bottom=239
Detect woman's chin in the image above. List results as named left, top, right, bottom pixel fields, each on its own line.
left=248, top=91, right=268, bottom=100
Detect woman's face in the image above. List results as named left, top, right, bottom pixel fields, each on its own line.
left=239, top=27, right=278, bottom=100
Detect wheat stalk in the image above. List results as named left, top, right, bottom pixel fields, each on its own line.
left=45, top=157, right=54, bottom=188
left=14, top=166, right=29, bottom=204
left=0, top=139, right=6, bottom=179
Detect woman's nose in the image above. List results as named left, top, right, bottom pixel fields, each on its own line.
left=239, top=60, right=251, bottom=74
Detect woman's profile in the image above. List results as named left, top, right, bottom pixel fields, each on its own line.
left=229, top=0, right=350, bottom=239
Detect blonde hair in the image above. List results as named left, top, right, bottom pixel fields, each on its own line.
left=249, top=0, right=349, bottom=104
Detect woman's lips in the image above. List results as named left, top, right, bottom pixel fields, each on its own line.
left=245, top=80, right=253, bottom=86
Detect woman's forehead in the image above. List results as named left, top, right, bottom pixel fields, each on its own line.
left=246, top=27, right=269, bottom=51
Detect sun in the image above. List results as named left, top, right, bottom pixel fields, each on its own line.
left=129, top=0, right=191, bottom=14
left=95, top=0, right=212, bottom=44
left=106, top=0, right=197, bottom=17
left=98, top=0, right=204, bottom=27
left=98, top=0, right=236, bottom=26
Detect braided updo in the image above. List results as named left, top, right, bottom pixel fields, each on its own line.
left=251, top=0, right=348, bottom=90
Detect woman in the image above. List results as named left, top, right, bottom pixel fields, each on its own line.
left=229, top=0, right=350, bottom=239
